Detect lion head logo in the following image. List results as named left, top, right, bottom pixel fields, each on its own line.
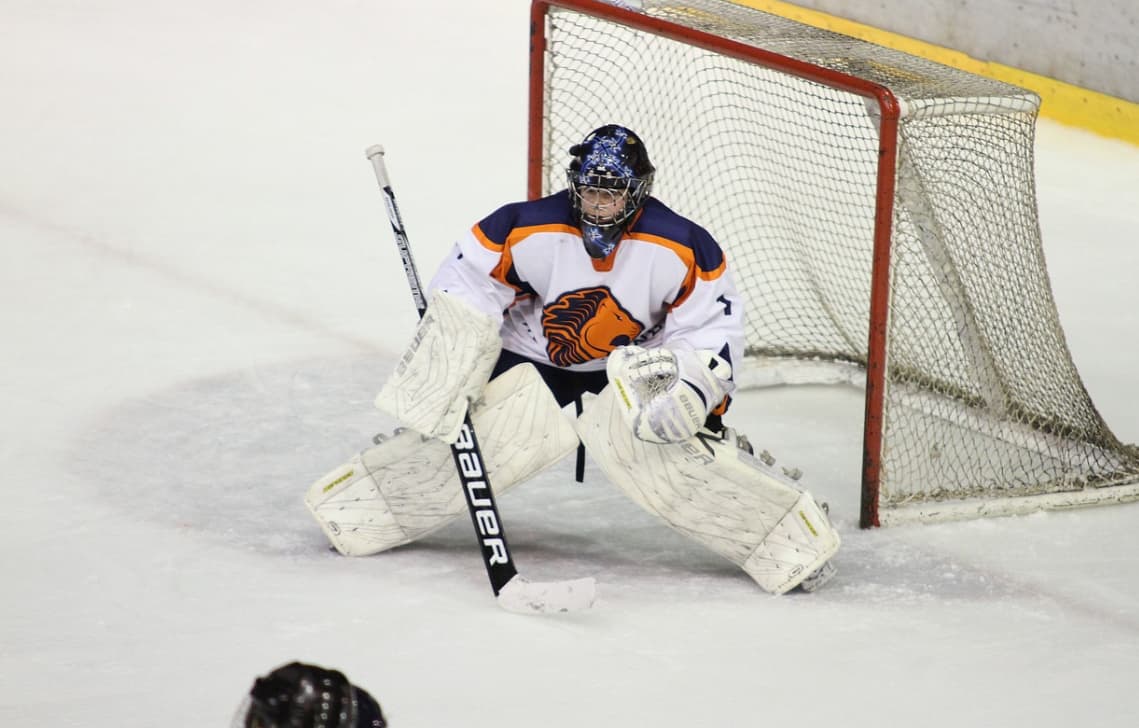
left=542, top=287, right=644, bottom=366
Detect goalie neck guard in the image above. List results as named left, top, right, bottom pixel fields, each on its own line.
left=567, top=124, right=655, bottom=258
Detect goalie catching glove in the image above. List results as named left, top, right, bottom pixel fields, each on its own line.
left=374, top=290, right=501, bottom=444
left=607, top=345, right=734, bottom=443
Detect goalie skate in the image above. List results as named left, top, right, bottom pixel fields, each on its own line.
left=796, top=560, right=837, bottom=593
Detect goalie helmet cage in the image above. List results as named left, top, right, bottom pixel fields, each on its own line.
left=527, top=0, right=1139, bottom=527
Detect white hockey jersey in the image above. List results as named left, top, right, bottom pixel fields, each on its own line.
left=429, top=190, right=745, bottom=383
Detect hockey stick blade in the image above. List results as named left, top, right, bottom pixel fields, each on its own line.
left=496, top=575, right=598, bottom=615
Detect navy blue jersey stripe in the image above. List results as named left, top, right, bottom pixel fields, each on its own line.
left=476, top=191, right=726, bottom=274
left=476, top=191, right=576, bottom=246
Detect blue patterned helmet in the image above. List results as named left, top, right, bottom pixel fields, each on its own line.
left=566, top=125, right=655, bottom=258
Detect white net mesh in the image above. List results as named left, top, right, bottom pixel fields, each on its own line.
left=535, top=0, right=1139, bottom=523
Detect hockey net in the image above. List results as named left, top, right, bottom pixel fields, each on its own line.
left=528, top=0, right=1139, bottom=526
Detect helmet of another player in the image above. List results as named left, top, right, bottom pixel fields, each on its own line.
left=566, top=125, right=655, bottom=258
left=233, top=661, right=387, bottom=728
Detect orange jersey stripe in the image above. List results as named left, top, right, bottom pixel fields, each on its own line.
left=625, top=231, right=728, bottom=281
left=471, top=223, right=504, bottom=252
left=506, top=222, right=580, bottom=247
left=624, top=231, right=727, bottom=308
left=484, top=223, right=582, bottom=290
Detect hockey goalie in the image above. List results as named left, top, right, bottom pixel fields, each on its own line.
left=305, top=125, right=839, bottom=595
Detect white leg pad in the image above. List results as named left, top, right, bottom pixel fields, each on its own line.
left=741, top=491, right=840, bottom=594
left=306, top=363, right=579, bottom=556
left=576, top=386, right=840, bottom=594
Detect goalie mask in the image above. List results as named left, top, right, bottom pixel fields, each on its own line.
left=233, top=662, right=387, bottom=728
left=567, top=125, right=655, bottom=258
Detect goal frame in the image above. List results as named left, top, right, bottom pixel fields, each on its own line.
left=527, top=0, right=901, bottom=528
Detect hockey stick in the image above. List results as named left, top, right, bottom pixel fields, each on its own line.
left=365, top=145, right=596, bottom=614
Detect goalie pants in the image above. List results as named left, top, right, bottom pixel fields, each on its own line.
left=492, top=348, right=726, bottom=429
left=491, top=348, right=607, bottom=407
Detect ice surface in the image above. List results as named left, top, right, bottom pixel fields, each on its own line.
left=2, top=2, right=1138, bottom=726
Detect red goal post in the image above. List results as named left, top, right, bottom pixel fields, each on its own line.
left=527, top=0, right=1139, bottom=528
